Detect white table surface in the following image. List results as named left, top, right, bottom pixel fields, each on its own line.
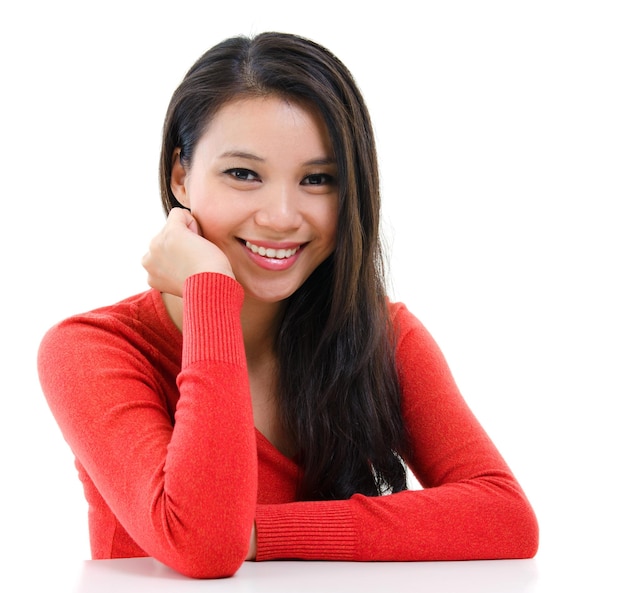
left=18, top=554, right=620, bottom=593
left=70, top=558, right=538, bottom=592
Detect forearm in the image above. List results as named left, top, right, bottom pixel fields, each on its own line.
left=254, top=476, right=537, bottom=562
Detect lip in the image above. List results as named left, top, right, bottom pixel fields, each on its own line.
left=239, top=238, right=305, bottom=271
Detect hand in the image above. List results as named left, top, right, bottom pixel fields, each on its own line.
left=142, top=208, right=235, bottom=297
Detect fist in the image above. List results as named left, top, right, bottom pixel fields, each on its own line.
left=142, top=208, right=234, bottom=296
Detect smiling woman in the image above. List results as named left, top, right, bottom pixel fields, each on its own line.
left=37, top=32, right=538, bottom=579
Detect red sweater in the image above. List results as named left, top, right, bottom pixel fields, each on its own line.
left=38, top=273, right=538, bottom=578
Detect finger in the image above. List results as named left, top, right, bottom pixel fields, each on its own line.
left=168, top=207, right=201, bottom=235
left=187, top=216, right=201, bottom=235
left=166, top=207, right=188, bottom=225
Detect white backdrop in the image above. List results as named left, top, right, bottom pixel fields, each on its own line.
left=1, top=0, right=624, bottom=588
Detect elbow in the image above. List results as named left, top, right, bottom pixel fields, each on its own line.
left=175, top=559, right=244, bottom=580
left=498, top=491, right=540, bottom=560
left=156, top=523, right=252, bottom=579
left=516, top=498, right=540, bottom=559
left=150, top=486, right=257, bottom=578
left=470, top=476, right=539, bottom=560
left=166, top=538, right=249, bottom=579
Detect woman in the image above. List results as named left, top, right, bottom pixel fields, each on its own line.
left=38, top=32, right=538, bottom=579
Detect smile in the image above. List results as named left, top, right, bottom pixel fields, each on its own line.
left=245, top=241, right=300, bottom=259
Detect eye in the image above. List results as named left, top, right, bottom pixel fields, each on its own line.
left=224, top=168, right=260, bottom=182
left=302, top=173, right=334, bottom=186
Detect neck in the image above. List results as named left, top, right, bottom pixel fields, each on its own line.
left=161, top=292, right=283, bottom=365
left=240, top=296, right=283, bottom=366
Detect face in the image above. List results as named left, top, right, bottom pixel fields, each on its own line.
left=171, top=96, right=338, bottom=306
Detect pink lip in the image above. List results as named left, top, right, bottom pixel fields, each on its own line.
left=240, top=239, right=305, bottom=272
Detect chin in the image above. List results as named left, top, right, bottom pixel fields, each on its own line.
left=241, top=281, right=302, bottom=305
left=245, top=290, right=297, bottom=305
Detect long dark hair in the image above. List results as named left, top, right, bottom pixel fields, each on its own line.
left=159, top=32, right=408, bottom=499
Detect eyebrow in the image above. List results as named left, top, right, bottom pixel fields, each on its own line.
left=219, top=150, right=264, bottom=162
left=304, top=157, right=337, bottom=167
left=218, top=150, right=336, bottom=167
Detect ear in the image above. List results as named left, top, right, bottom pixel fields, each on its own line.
left=170, top=149, right=190, bottom=208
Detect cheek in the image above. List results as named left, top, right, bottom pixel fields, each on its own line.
left=186, top=186, right=236, bottom=241
left=197, top=219, right=232, bottom=246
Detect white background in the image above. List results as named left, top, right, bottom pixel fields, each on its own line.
left=1, top=0, right=624, bottom=589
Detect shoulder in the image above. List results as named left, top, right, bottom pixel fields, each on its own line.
left=38, top=290, right=180, bottom=385
left=39, top=289, right=170, bottom=345
left=387, top=300, right=453, bottom=381
left=387, top=300, right=432, bottom=348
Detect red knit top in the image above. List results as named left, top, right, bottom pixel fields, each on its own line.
left=38, top=273, right=538, bottom=578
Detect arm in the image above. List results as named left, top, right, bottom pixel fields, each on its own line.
left=39, top=277, right=257, bottom=576
left=253, top=304, right=538, bottom=561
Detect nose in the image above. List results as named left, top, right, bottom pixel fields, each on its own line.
left=254, top=184, right=303, bottom=232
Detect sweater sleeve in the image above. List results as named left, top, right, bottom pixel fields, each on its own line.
left=254, top=305, right=538, bottom=562
left=37, top=273, right=257, bottom=578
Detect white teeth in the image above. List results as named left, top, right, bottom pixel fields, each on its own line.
left=245, top=241, right=299, bottom=259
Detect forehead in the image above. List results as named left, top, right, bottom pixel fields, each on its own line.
left=199, top=95, right=334, bottom=158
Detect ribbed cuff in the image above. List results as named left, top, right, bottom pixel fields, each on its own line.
left=181, top=273, right=246, bottom=367
left=255, top=501, right=357, bottom=561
